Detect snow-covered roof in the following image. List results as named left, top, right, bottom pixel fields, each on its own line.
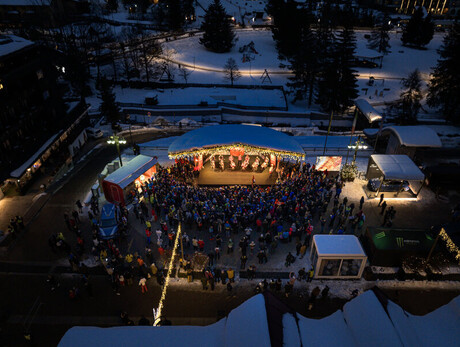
left=168, top=125, right=305, bottom=158
left=103, top=155, right=157, bottom=189
left=10, top=133, right=59, bottom=178
left=0, top=34, right=34, bottom=58
left=58, top=292, right=460, bottom=347
left=0, top=0, right=50, bottom=5
left=382, top=126, right=443, bottom=148
left=313, top=235, right=366, bottom=256
left=354, top=99, right=382, bottom=123
left=58, top=294, right=270, bottom=347
left=371, top=154, right=425, bottom=181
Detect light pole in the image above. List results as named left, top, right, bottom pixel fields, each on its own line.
left=107, top=135, right=127, bottom=167
left=348, top=136, right=368, bottom=165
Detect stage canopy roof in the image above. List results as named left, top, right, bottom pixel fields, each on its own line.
left=168, top=124, right=305, bottom=159
left=371, top=154, right=425, bottom=181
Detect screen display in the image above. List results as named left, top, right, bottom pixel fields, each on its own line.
left=316, top=156, right=343, bottom=171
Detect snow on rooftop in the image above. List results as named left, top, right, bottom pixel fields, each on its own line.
left=58, top=292, right=460, bottom=347
left=168, top=124, right=305, bottom=157
left=383, top=126, right=443, bottom=148
left=313, top=235, right=366, bottom=256
left=354, top=99, right=382, bottom=123
left=371, top=154, right=425, bottom=181
left=104, top=155, right=156, bottom=189
left=296, top=310, right=357, bottom=347
left=0, top=34, right=34, bottom=58
left=343, top=291, right=404, bottom=347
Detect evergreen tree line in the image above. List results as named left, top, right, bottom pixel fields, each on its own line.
left=267, top=0, right=359, bottom=114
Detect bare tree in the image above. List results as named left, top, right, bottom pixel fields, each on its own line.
left=178, top=66, right=192, bottom=84
left=223, top=58, right=241, bottom=86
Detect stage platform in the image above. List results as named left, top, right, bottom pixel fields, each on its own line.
left=197, top=162, right=277, bottom=186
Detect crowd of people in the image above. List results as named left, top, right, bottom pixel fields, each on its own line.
left=44, top=158, right=378, bottom=317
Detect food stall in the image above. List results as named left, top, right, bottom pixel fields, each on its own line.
left=310, top=235, right=367, bottom=279
left=102, top=155, right=158, bottom=206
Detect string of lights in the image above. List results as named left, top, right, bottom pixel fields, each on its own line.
left=153, top=223, right=183, bottom=326
left=168, top=143, right=305, bottom=160
left=439, top=228, right=460, bottom=264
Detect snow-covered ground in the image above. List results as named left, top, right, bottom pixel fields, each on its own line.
left=161, top=29, right=445, bottom=113
left=114, top=85, right=286, bottom=109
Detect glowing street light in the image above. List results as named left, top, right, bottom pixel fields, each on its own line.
left=348, top=136, right=368, bottom=164
left=107, top=135, right=127, bottom=167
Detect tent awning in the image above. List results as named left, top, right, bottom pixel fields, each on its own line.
left=355, top=99, right=382, bottom=123
left=371, top=154, right=425, bottom=181
left=104, top=155, right=157, bottom=189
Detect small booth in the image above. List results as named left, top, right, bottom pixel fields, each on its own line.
left=310, top=235, right=367, bottom=279
left=102, top=155, right=158, bottom=206
left=365, top=154, right=425, bottom=199
left=360, top=227, right=435, bottom=267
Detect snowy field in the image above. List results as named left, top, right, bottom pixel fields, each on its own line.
left=161, top=29, right=445, bottom=112
left=114, top=85, right=286, bottom=108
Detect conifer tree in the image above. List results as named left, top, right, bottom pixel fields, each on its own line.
left=427, top=24, right=460, bottom=123
left=200, top=0, right=235, bottom=53
left=267, top=0, right=305, bottom=61
left=316, top=24, right=358, bottom=113
left=167, top=0, right=185, bottom=31
left=286, top=11, right=318, bottom=106
left=401, top=7, right=434, bottom=48
left=394, top=69, right=423, bottom=124
left=367, top=15, right=391, bottom=54
left=100, top=77, right=120, bottom=127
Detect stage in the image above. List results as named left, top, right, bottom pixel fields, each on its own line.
left=197, top=161, right=277, bottom=186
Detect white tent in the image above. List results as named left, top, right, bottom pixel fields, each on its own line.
left=59, top=291, right=460, bottom=347
left=370, top=154, right=425, bottom=181
left=58, top=294, right=271, bottom=347
left=283, top=290, right=460, bottom=347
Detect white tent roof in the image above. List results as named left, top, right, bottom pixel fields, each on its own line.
left=104, top=155, right=157, bottom=189
left=383, top=126, right=442, bottom=148
left=59, top=294, right=270, bottom=347
left=168, top=124, right=305, bottom=158
left=354, top=99, right=382, bottom=123
left=313, top=235, right=366, bottom=256
left=59, top=292, right=460, bottom=347
left=371, top=154, right=425, bottom=181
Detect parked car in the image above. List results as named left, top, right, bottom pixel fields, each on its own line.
left=367, top=178, right=409, bottom=192
left=98, top=203, right=119, bottom=239
left=86, top=127, right=104, bottom=139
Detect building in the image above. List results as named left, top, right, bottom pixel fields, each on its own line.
left=0, top=34, right=89, bottom=194
left=0, top=0, right=90, bottom=28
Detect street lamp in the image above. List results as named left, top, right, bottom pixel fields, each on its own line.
left=347, top=136, right=368, bottom=164
left=107, top=135, right=127, bottom=167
